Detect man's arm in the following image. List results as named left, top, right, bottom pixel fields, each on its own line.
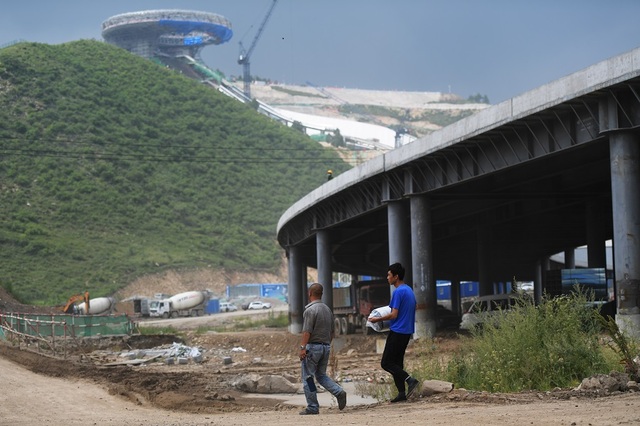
left=299, top=331, right=311, bottom=360
left=369, top=307, right=398, bottom=323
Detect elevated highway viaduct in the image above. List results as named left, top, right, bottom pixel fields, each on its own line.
left=277, top=47, right=640, bottom=338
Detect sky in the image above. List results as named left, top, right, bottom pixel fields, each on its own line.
left=2, top=0, right=640, bottom=104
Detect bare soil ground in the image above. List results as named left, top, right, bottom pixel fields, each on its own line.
left=1, top=281, right=640, bottom=425
left=1, top=329, right=640, bottom=426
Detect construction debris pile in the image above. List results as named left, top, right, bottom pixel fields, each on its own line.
left=90, top=342, right=204, bottom=366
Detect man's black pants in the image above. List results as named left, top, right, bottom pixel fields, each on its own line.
left=381, top=330, right=412, bottom=393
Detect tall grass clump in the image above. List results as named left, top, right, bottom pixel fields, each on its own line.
left=422, top=291, right=621, bottom=392
left=597, top=312, right=640, bottom=381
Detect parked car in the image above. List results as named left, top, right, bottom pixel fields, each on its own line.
left=219, top=302, right=238, bottom=312
left=247, top=301, right=272, bottom=310
left=459, top=294, right=519, bottom=330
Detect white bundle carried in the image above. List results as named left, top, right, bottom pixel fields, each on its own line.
left=366, top=305, right=391, bottom=332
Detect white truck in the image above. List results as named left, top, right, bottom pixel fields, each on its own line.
left=149, top=291, right=209, bottom=318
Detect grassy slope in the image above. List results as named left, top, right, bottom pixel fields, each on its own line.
left=0, top=40, right=349, bottom=305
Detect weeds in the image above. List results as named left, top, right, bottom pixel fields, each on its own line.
left=596, top=312, right=640, bottom=381
left=409, top=291, right=625, bottom=393
left=354, top=381, right=394, bottom=402
left=138, top=325, right=179, bottom=335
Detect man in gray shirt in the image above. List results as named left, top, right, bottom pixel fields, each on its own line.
left=298, top=282, right=347, bottom=415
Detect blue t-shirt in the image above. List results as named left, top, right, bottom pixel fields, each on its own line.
left=389, top=283, right=416, bottom=334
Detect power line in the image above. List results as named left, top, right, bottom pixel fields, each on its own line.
left=0, top=135, right=359, bottom=154
left=0, top=133, right=359, bottom=163
left=0, top=135, right=326, bottom=151
left=0, top=148, right=339, bottom=164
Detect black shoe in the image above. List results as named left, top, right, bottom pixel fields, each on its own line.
left=390, top=393, right=407, bottom=403
left=299, top=409, right=319, bottom=415
left=337, top=390, right=347, bottom=410
left=407, top=378, right=420, bottom=398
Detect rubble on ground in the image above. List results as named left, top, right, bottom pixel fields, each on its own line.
left=232, top=373, right=299, bottom=394
left=577, top=371, right=636, bottom=393
left=93, top=342, right=204, bottom=366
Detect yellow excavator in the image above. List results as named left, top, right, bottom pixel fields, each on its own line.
left=62, top=291, right=89, bottom=314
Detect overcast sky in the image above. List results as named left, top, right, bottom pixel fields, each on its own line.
left=2, top=0, right=640, bottom=103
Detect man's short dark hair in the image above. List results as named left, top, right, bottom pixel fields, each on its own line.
left=388, top=263, right=405, bottom=280
left=309, top=282, right=324, bottom=298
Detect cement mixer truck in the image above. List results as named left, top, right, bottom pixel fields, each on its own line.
left=76, top=297, right=116, bottom=315
left=149, top=291, right=210, bottom=318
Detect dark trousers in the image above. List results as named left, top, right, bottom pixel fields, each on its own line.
left=381, top=330, right=412, bottom=394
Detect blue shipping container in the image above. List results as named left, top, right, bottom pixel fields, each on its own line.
left=436, top=280, right=451, bottom=300
left=460, top=281, right=479, bottom=298
left=205, top=299, right=220, bottom=314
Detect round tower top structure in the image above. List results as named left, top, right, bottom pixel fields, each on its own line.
left=102, top=10, right=233, bottom=59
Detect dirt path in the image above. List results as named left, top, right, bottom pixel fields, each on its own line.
left=1, top=352, right=639, bottom=426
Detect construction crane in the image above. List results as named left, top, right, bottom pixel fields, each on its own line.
left=237, top=0, right=278, bottom=99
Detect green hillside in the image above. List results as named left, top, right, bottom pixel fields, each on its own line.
left=0, top=40, right=350, bottom=305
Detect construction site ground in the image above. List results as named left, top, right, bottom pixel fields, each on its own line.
left=1, top=283, right=640, bottom=425
left=1, top=314, right=639, bottom=424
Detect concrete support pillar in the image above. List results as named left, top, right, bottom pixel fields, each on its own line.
left=586, top=199, right=607, bottom=268
left=287, top=246, right=304, bottom=334
left=410, top=195, right=435, bottom=339
left=610, top=131, right=640, bottom=337
left=534, top=259, right=544, bottom=304
left=316, top=230, right=333, bottom=309
left=477, top=227, right=493, bottom=296
left=387, top=201, right=412, bottom=284
left=450, top=279, right=461, bottom=317
left=564, top=248, right=576, bottom=269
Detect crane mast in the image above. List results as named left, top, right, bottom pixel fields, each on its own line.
left=238, top=0, right=278, bottom=99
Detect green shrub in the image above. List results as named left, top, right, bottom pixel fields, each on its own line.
left=415, top=292, right=622, bottom=393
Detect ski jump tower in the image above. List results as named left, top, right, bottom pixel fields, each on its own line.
left=102, top=10, right=233, bottom=59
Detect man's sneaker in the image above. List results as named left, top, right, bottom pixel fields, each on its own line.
left=299, top=409, right=319, bottom=415
left=406, top=377, right=420, bottom=398
left=337, top=390, right=347, bottom=410
left=390, top=393, right=407, bottom=403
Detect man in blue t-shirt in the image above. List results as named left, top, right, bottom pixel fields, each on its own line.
left=369, top=262, right=420, bottom=402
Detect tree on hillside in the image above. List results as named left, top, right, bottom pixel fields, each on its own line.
left=468, top=93, right=490, bottom=104
left=327, top=129, right=345, bottom=147
left=291, top=120, right=306, bottom=133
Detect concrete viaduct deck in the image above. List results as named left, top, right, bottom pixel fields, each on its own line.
left=277, top=47, right=640, bottom=338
